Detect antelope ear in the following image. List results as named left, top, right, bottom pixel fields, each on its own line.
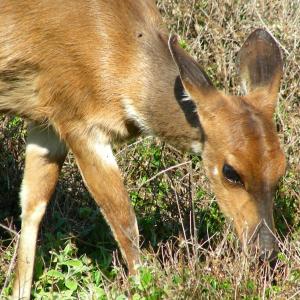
left=238, top=29, right=283, bottom=117
left=168, top=35, right=216, bottom=102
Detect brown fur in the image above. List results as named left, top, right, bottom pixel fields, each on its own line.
left=0, top=2, right=285, bottom=299
left=0, top=0, right=198, bottom=146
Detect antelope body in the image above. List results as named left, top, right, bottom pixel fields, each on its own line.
left=0, top=1, right=285, bottom=299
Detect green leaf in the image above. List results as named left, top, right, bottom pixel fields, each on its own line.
left=94, top=270, right=102, bottom=285
left=63, top=259, right=83, bottom=268
left=179, top=38, right=188, bottom=49
left=34, top=256, right=44, bottom=280
left=116, top=295, right=127, bottom=300
left=141, top=269, right=153, bottom=288
left=94, top=287, right=106, bottom=298
left=132, top=294, right=143, bottom=300
left=46, top=270, right=64, bottom=279
left=65, top=278, right=78, bottom=291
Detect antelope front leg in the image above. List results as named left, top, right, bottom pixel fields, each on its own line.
left=67, top=134, right=140, bottom=273
left=12, top=124, right=67, bottom=300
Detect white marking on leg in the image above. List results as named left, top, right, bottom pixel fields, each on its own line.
left=19, top=184, right=29, bottom=217
left=87, top=130, right=118, bottom=168
left=20, top=181, right=47, bottom=222
left=26, top=143, right=49, bottom=156
left=26, top=123, right=67, bottom=158
left=94, top=142, right=118, bottom=168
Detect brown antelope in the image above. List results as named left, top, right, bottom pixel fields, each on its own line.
left=0, top=0, right=285, bottom=299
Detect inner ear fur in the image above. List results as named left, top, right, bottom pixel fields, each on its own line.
left=238, top=29, right=283, bottom=117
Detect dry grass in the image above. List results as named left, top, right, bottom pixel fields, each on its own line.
left=0, top=0, right=300, bottom=299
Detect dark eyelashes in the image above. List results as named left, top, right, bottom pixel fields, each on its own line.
left=222, top=164, right=243, bottom=186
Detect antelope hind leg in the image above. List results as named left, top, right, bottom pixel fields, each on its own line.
left=12, top=123, right=67, bottom=300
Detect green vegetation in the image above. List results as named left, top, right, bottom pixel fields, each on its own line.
left=1, top=0, right=299, bottom=299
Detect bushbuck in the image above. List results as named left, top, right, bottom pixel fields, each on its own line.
left=0, top=0, right=285, bottom=299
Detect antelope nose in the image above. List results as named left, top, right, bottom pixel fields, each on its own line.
left=258, top=222, right=277, bottom=252
left=257, top=222, right=278, bottom=268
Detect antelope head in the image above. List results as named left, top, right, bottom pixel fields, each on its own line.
left=169, top=29, right=286, bottom=261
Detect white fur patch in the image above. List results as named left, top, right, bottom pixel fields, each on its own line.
left=94, top=141, right=117, bottom=168
left=122, top=97, right=149, bottom=132
left=28, top=202, right=47, bottom=222
left=182, top=90, right=193, bottom=102
left=212, top=166, right=219, bottom=176
left=26, top=124, right=67, bottom=158
left=84, top=129, right=118, bottom=168
left=20, top=183, right=47, bottom=221
left=19, top=184, right=29, bottom=214
left=26, top=143, right=49, bottom=156
left=191, top=141, right=202, bottom=153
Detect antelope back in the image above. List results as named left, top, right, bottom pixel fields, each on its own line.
left=0, top=0, right=182, bottom=141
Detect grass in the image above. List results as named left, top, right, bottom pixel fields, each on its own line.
left=1, top=0, right=300, bottom=299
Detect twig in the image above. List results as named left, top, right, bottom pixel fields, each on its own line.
left=171, top=181, right=192, bottom=268
left=0, top=223, right=19, bottom=237
left=137, top=161, right=191, bottom=189
left=288, top=290, right=300, bottom=300
left=0, top=234, right=19, bottom=297
left=116, top=137, right=152, bottom=157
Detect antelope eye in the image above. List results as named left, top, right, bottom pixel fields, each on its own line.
left=222, top=164, right=243, bottom=185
